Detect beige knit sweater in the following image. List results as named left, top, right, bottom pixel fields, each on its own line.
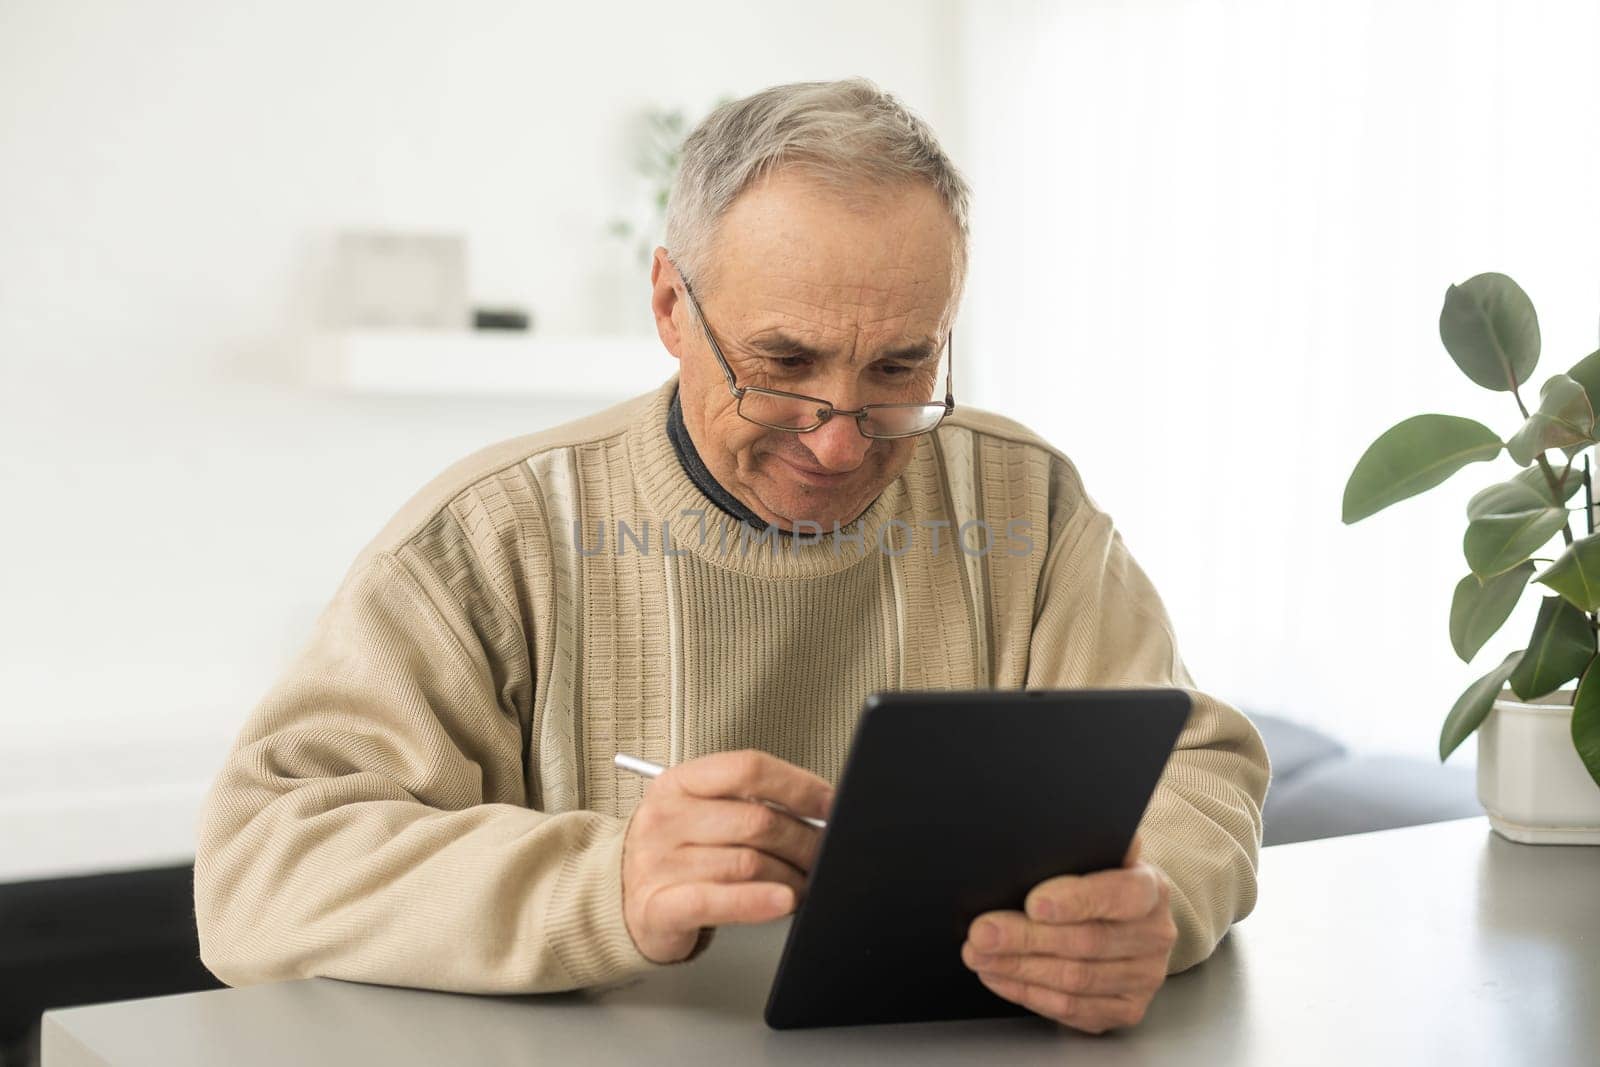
left=193, top=373, right=1269, bottom=994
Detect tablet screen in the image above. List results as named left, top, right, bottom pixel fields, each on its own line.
left=764, top=687, right=1190, bottom=1030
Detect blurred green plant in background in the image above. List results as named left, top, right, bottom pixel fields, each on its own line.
left=608, top=99, right=729, bottom=268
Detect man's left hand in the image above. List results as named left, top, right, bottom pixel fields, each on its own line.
left=960, top=834, right=1176, bottom=1034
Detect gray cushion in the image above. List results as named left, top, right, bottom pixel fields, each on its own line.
left=1261, top=755, right=1478, bottom=846
left=1242, top=712, right=1479, bottom=846
left=1248, top=713, right=1347, bottom=782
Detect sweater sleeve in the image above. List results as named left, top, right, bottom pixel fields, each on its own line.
left=193, top=527, right=667, bottom=994
left=1022, top=470, right=1270, bottom=974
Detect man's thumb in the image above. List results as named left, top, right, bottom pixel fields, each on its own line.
left=1123, top=833, right=1143, bottom=868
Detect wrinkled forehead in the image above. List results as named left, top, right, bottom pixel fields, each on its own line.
left=701, top=171, right=962, bottom=340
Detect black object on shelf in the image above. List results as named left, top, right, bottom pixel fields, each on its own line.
left=472, top=307, right=532, bottom=331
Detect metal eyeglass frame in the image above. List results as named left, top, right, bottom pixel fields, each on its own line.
left=680, top=277, right=955, bottom=440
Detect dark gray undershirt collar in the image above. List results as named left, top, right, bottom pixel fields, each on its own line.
left=666, top=387, right=792, bottom=534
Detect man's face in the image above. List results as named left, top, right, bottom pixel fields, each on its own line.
left=650, top=170, right=960, bottom=532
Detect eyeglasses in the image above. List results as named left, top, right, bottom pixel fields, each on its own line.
left=680, top=276, right=955, bottom=439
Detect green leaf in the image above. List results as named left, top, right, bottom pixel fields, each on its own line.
left=1508, top=418, right=1587, bottom=467
left=1463, top=507, right=1569, bottom=578
left=1506, top=374, right=1596, bottom=466
left=1539, top=462, right=1587, bottom=505
left=1343, top=414, right=1503, bottom=523
left=1440, top=650, right=1524, bottom=760
left=1438, top=272, right=1541, bottom=392
left=1468, top=464, right=1585, bottom=519
left=1538, top=374, right=1595, bottom=433
left=1535, top=532, right=1600, bottom=611
left=1574, top=660, right=1600, bottom=788
left=1563, top=348, right=1600, bottom=415
left=1507, top=596, right=1595, bottom=699
left=1449, top=562, right=1535, bottom=662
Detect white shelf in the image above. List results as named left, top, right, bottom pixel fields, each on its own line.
left=304, top=330, right=672, bottom=397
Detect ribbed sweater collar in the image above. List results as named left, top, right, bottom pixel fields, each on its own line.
left=629, top=376, right=907, bottom=579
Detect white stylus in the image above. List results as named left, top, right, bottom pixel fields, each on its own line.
left=613, top=752, right=828, bottom=830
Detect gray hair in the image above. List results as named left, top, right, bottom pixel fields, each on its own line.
left=664, top=78, right=971, bottom=297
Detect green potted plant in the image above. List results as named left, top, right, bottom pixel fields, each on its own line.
left=1343, top=272, right=1600, bottom=844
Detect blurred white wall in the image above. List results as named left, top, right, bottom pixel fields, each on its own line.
left=0, top=0, right=962, bottom=878
left=959, top=0, right=1600, bottom=758
left=0, top=1, right=964, bottom=376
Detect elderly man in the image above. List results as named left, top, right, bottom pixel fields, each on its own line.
left=194, top=79, right=1268, bottom=1035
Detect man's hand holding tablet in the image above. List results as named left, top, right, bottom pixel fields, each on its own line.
left=961, top=833, right=1179, bottom=1034
left=617, top=690, right=1186, bottom=1033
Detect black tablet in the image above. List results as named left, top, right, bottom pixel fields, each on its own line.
left=763, top=687, right=1191, bottom=1030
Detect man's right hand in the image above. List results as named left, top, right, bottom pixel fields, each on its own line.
left=620, top=750, right=834, bottom=964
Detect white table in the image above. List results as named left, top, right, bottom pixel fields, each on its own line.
left=42, top=818, right=1600, bottom=1064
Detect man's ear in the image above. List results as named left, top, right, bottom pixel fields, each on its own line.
left=650, top=248, right=684, bottom=361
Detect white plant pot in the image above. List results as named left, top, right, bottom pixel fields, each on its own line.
left=1477, top=689, right=1600, bottom=845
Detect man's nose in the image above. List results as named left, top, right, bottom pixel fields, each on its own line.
left=799, top=411, right=874, bottom=472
